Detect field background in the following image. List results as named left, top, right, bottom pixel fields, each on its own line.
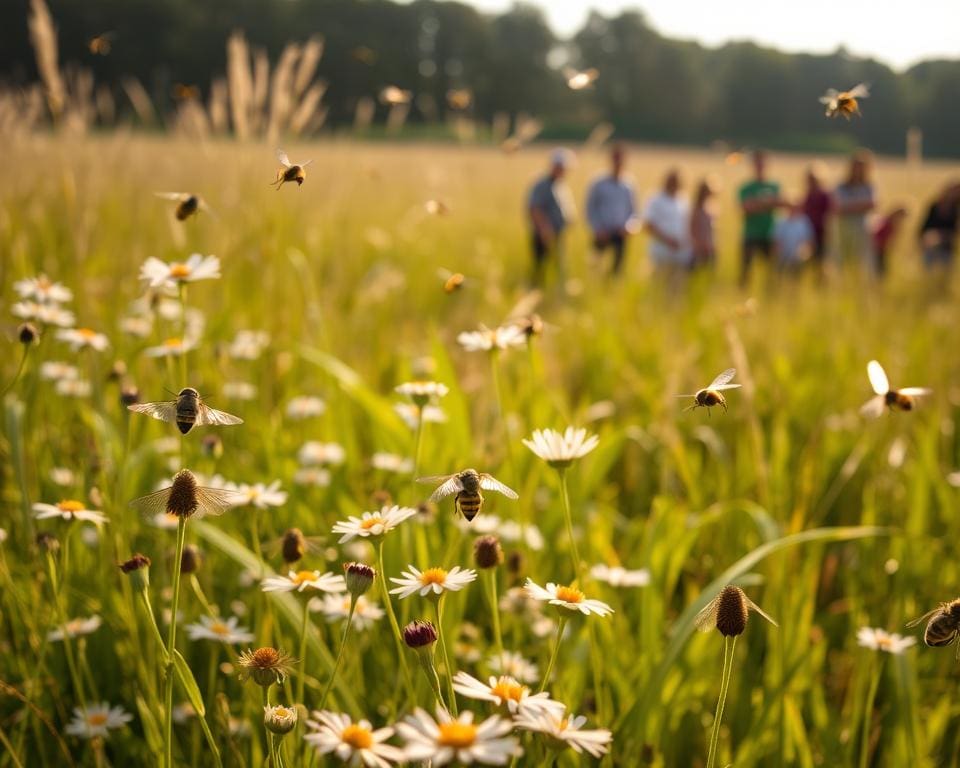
left=2, top=135, right=960, bottom=767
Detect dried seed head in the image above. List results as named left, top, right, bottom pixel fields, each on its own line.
left=119, top=553, right=151, bottom=592
left=120, top=386, right=140, bottom=407
left=715, top=585, right=749, bottom=637
left=506, top=550, right=525, bottom=581
left=281, top=528, right=306, bottom=564
left=473, top=535, right=504, bottom=569
left=264, top=704, right=298, bottom=735
left=167, top=470, right=200, bottom=518
left=238, top=647, right=295, bottom=687
left=18, top=323, right=38, bottom=344
left=201, top=434, right=223, bottom=460
left=179, top=544, right=202, bottom=575
left=36, top=531, right=60, bottom=554
left=344, top=562, right=376, bottom=597
left=417, top=500, right=437, bottom=522
left=108, top=360, right=127, bottom=381
left=403, top=620, right=438, bottom=649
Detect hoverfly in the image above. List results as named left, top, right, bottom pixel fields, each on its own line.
left=129, top=469, right=245, bottom=520
left=907, top=599, right=960, bottom=657
left=820, top=83, right=869, bottom=119
left=128, top=387, right=243, bottom=434
left=418, top=469, right=518, bottom=522
left=154, top=192, right=214, bottom=221
left=860, top=360, right=931, bottom=418
left=272, top=150, right=313, bottom=190
left=563, top=67, right=599, bottom=91
left=678, top=368, right=742, bottom=415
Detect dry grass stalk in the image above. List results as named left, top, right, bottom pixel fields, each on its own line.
left=266, top=43, right=299, bottom=144
left=354, top=96, right=375, bottom=132
left=292, top=36, right=324, bottom=100
left=227, top=31, right=253, bottom=139
left=28, top=0, right=65, bottom=120
left=121, top=77, right=156, bottom=125
left=289, top=82, right=327, bottom=136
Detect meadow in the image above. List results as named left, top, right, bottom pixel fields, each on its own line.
left=2, top=134, right=960, bottom=767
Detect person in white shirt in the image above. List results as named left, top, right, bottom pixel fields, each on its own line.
left=586, top=144, right=637, bottom=275
left=644, top=169, right=691, bottom=273
left=774, top=203, right=815, bottom=274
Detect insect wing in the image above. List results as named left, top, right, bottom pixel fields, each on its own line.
left=898, top=387, right=931, bottom=397
left=277, top=149, right=292, bottom=168
left=128, top=401, right=178, bottom=423
left=711, top=384, right=742, bottom=392
left=848, top=83, right=870, bottom=99
left=155, top=192, right=186, bottom=201
left=867, top=360, right=889, bottom=395
left=419, top=474, right=464, bottom=501
left=709, top=368, right=737, bottom=388
left=196, top=402, right=244, bottom=427
left=129, top=487, right=174, bottom=518
left=694, top=596, right=720, bottom=633
left=906, top=607, right=943, bottom=628
left=745, top=596, right=779, bottom=627
left=300, top=159, right=314, bottom=168
left=478, top=474, right=519, bottom=499
left=194, top=486, right=246, bottom=517
left=860, top=396, right=885, bottom=419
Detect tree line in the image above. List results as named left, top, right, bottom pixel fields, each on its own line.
left=2, top=0, right=959, bottom=156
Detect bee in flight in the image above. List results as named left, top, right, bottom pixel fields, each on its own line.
left=907, top=598, right=960, bottom=657
left=563, top=67, right=599, bottom=91
left=154, top=192, right=214, bottom=221
left=128, top=387, right=243, bottom=434
left=860, top=360, right=931, bottom=418
left=678, top=368, right=742, bottom=415
left=418, top=469, right=518, bottom=522
left=129, top=469, right=244, bottom=520
left=437, top=268, right=466, bottom=294
left=272, top=150, right=313, bottom=189
left=88, top=31, right=115, bottom=56
left=820, top=83, right=869, bottom=119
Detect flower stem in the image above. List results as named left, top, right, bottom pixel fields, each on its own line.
left=262, top=686, right=279, bottom=768
left=0, top=345, right=29, bottom=398
left=178, top=283, right=188, bottom=387
left=164, top=516, right=187, bottom=768
left=434, top=598, right=458, bottom=715
left=376, top=540, right=415, bottom=700
left=557, top=469, right=581, bottom=582
left=706, top=635, right=738, bottom=768
left=296, top=600, right=310, bottom=710
left=860, top=658, right=882, bottom=768
left=490, top=350, right=517, bottom=482
left=539, top=615, right=568, bottom=694
left=45, top=552, right=87, bottom=713
left=318, top=598, right=356, bottom=710
left=485, top=569, right=504, bottom=665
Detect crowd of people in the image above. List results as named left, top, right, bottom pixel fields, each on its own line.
left=526, top=144, right=960, bottom=288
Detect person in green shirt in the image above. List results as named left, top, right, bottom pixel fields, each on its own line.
left=738, top=150, right=784, bottom=286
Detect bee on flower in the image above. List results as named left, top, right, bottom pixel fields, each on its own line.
left=389, top=565, right=477, bottom=599
left=139, top=254, right=221, bottom=289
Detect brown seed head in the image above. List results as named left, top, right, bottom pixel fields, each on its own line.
left=119, top=553, right=151, bottom=573
left=36, top=531, right=60, bottom=554
left=237, top=647, right=295, bottom=687
left=344, top=562, right=376, bottom=597
left=403, top=620, right=438, bottom=649
left=506, top=550, right=525, bottom=581
left=473, top=535, right=504, bottom=569
left=180, top=544, right=201, bottom=574
left=167, top=470, right=199, bottom=518
left=120, top=386, right=140, bottom=407
left=119, top=553, right=151, bottom=591
left=18, top=323, right=38, bottom=344
left=715, top=585, right=749, bottom=637
left=108, top=360, right=127, bottom=381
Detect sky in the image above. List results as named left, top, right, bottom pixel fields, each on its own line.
left=448, top=0, right=960, bottom=70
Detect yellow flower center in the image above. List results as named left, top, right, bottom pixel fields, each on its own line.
left=87, top=713, right=109, bottom=726
left=57, top=500, right=85, bottom=512
left=437, top=722, right=477, bottom=748
left=292, top=571, right=316, bottom=586
left=490, top=677, right=526, bottom=702
left=555, top=586, right=584, bottom=604
left=162, top=337, right=183, bottom=349
left=360, top=516, right=385, bottom=530
left=876, top=635, right=893, bottom=651
left=169, top=263, right=191, bottom=278
left=342, top=724, right=373, bottom=749
left=420, top=567, right=448, bottom=586
left=209, top=621, right=231, bottom=636
left=273, top=706, right=292, bottom=719
left=77, top=328, right=97, bottom=340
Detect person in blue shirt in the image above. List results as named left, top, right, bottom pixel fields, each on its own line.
left=527, top=148, right=576, bottom=286
left=586, top=144, right=637, bottom=276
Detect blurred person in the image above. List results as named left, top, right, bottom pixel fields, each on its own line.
left=689, top=178, right=717, bottom=269
left=773, top=203, right=814, bottom=276
left=833, top=150, right=877, bottom=274
left=586, top=143, right=637, bottom=276
left=918, top=181, right=960, bottom=272
left=644, top=169, right=691, bottom=279
left=802, top=163, right=832, bottom=273
left=738, top=150, right=783, bottom=287
left=527, top=148, right=576, bottom=286
left=872, top=206, right=908, bottom=278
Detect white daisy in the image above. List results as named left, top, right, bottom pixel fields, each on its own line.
left=40, top=362, right=78, bottom=381
left=14, top=275, right=73, bottom=304
left=398, top=707, right=521, bottom=765
left=225, top=480, right=287, bottom=509
left=286, top=396, right=326, bottom=420
left=372, top=453, right=414, bottom=474
left=523, top=427, right=599, bottom=469
left=65, top=703, right=133, bottom=740
left=457, top=324, right=527, bottom=353
left=120, top=314, right=154, bottom=338
left=857, top=627, right=917, bottom=655
left=55, top=327, right=109, bottom=352
left=487, top=651, right=539, bottom=684
left=332, top=506, right=417, bottom=543
left=148, top=512, right=181, bottom=530
left=298, top=441, right=346, bottom=467
left=395, top=381, right=449, bottom=405
left=222, top=381, right=257, bottom=400
left=590, top=564, right=651, bottom=588
left=47, top=616, right=102, bottom=642
left=261, top=570, right=346, bottom=594
left=55, top=379, right=91, bottom=398
left=514, top=710, right=612, bottom=758
left=33, top=500, right=108, bottom=526
left=228, top=329, right=270, bottom=360
left=395, top=402, right=447, bottom=429
left=144, top=337, right=197, bottom=358
left=452, top=672, right=565, bottom=717
left=524, top=579, right=613, bottom=617
left=139, top=254, right=221, bottom=289
left=390, top=565, right=477, bottom=599
left=49, top=467, right=76, bottom=486
left=311, top=593, right=384, bottom=631
left=293, top=467, right=332, bottom=487
left=305, top=711, right=404, bottom=767
left=172, top=703, right=197, bottom=724
left=12, top=301, right=75, bottom=327
left=184, top=615, right=255, bottom=644
left=264, top=704, right=298, bottom=734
